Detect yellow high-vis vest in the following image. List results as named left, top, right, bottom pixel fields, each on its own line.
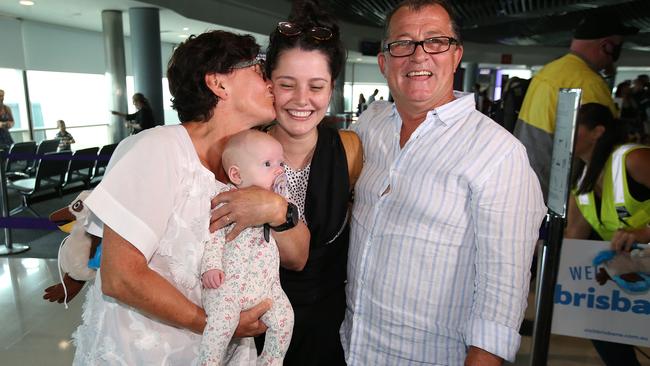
left=574, top=144, right=650, bottom=240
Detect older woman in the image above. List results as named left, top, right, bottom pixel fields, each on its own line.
left=72, top=30, right=309, bottom=365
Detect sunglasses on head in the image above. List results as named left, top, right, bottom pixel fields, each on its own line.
left=277, top=21, right=333, bottom=41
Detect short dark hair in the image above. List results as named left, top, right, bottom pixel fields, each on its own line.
left=382, top=0, right=462, bottom=44
left=265, top=0, right=346, bottom=82
left=167, top=30, right=260, bottom=122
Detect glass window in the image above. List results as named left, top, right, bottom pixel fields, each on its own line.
left=501, top=69, right=532, bottom=80
left=26, top=70, right=110, bottom=147
left=0, top=68, right=29, bottom=142
left=345, top=83, right=390, bottom=114
left=344, top=83, right=353, bottom=112
left=163, top=78, right=180, bottom=125
left=125, top=76, right=135, bottom=116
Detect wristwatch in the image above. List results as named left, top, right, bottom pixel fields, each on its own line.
left=269, top=202, right=299, bottom=232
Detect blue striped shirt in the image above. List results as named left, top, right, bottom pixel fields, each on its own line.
left=342, top=92, right=546, bottom=365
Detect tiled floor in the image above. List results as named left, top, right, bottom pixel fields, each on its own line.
left=514, top=334, right=650, bottom=365
left=0, top=258, right=80, bottom=365
left=0, top=256, right=648, bottom=365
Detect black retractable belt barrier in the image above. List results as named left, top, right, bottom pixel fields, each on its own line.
left=530, top=89, right=582, bottom=366
left=0, top=148, right=30, bottom=255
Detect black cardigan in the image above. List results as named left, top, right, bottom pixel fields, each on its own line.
left=280, top=124, right=351, bottom=305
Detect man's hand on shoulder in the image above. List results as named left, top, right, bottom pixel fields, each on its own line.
left=465, top=346, right=503, bottom=366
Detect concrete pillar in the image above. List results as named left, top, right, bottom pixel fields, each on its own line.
left=462, top=62, right=478, bottom=92
left=489, top=69, right=498, bottom=101
left=129, top=7, right=164, bottom=125
left=330, top=63, right=346, bottom=125
left=102, top=10, right=128, bottom=142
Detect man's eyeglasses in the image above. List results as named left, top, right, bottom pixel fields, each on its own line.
left=277, top=21, right=333, bottom=41
left=231, top=57, right=266, bottom=80
left=383, top=36, right=460, bottom=57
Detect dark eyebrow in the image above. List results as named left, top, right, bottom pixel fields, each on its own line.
left=274, top=76, right=329, bottom=83
left=390, top=30, right=448, bottom=40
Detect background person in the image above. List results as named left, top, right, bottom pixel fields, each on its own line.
left=342, top=1, right=545, bottom=365
left=111, top=92, right=156, bottom=134
left=614, top=80, right=645, bottom=143
left=0, top=89, right=15, bottom=148
left=357, top=93, right=366, bottom=116
left=366, top=88, right=379, bottom=105
left=72, top=30, right=308, bottom=365
left=248, top=1, right=361, bottom=364
left=632, top=74, right=650, bottom=122
left=565, top=102, right=650, bottom=366
left=55, top=119, right=75, bottom=151
left=632, top=74, right=650, bottom=143
left=514, top=12, right=638, bottom=200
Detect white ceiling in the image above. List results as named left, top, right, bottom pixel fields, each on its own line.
left=0, top=0, right=269, bottom=45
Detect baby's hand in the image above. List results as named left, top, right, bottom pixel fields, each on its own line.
left=202, top=269, right=225, bottom=289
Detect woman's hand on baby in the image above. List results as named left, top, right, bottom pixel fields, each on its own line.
left=234, top=299, right=272, bottom=338
left=201, top=269, right=225, bottom=289
left=210, top=186, right=285, bottom=241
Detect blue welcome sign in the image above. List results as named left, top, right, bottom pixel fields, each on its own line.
left=551, top=239, right=650, bottom=347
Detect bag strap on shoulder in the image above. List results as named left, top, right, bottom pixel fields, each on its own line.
left=338, top=130, right=363, bottom=189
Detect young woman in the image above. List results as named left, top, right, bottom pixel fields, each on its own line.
left=566, top=102, right=650, bottom=366
left=241, top=1, right=360, bottom=364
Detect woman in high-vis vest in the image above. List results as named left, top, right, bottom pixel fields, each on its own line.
left=566, top=102, right=650, bottom=366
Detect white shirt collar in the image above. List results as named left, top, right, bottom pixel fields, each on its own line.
left=389, top=91, right=476, bottom=127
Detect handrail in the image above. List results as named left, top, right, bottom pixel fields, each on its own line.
left=11, top=123, right=110, bottom=133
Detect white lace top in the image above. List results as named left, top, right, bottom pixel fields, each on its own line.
left=74, top=125, right=256, bottom=365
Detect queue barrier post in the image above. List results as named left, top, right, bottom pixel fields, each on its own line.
left=0, top=147, right=30, bottom=255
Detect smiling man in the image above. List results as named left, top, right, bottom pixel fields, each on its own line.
left=341, top=1, right=546, bottom=365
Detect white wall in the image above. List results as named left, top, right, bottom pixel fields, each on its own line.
left=21, top=20, right=108, bottom=74
left=0, top=17, right=175, bottom=76
left=0, top=17, right=25, bottom=69
left=345, top=62, right=384, bottom=84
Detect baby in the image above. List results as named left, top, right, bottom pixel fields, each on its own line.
left=199, top=130, right=294, bottom=366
